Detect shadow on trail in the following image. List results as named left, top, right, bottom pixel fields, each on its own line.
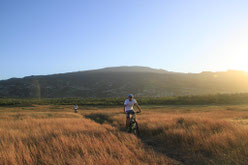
left=84, top=113, right=184, bottom=164
left=85, top=113, right=114, bottom=124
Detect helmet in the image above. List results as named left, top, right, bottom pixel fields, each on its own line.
left=128, top=94, right=134, bottom=98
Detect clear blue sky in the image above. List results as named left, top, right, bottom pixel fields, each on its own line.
left=1, top=0, right=248, bottom=80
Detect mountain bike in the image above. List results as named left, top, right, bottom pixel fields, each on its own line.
left=128, top=112, right=140, bottom=136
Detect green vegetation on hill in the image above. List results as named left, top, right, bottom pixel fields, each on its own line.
left=1, top=66, right=248, bottom=98
left=1, top=93, right=248, bottom=106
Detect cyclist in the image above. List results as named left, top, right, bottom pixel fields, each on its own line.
left=74, top=104, right=79, bottom=113
left=124, top=94, right=142, bottom=129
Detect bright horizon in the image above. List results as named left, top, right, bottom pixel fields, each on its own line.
left=1, top=0, right=248, bottom=80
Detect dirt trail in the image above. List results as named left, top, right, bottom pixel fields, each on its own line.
left=84, top=112, right=183, bottom=165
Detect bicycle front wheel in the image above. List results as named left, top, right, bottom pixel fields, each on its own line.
left=132, top=122, right=140, bottom=136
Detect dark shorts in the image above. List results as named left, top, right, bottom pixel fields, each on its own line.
left=126, top=110, right=135, bottom=118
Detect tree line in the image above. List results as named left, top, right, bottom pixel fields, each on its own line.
left=1, top=93, right=248, bottom=106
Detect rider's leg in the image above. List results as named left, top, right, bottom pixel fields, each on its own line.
left=126, top=110, right=135, bottom=129
left=126, top=111, right=131, bottom=128
left=126, top=118, right=130, bottom=128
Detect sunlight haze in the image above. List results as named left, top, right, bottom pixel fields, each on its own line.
left=1, top=0, right=248, bottom=80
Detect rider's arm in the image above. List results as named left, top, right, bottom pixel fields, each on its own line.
left=135, top=102, right=142, bottom=113
left=124, top=105, right=126, bottom=113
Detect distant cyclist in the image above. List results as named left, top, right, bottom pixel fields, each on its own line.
left=74, top=104, right=79, bottom=113
left=124, top=94, right=142, bottom=129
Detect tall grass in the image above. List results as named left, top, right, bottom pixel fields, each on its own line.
left=0, top=106, right=175, bottom=165
left=1, top=105, right=248, bottom=164
left=139, top=115, right=248, bottom=164
left=103, top=105, right=248, bottom=165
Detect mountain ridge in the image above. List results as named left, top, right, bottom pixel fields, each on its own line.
left=2, top=66, right=247, bottom=81
left=1, top=66, right=248, bottom=98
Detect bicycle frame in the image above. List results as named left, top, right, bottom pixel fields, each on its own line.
left=128, top=112, right=139, bottom=135
left=130, top=114, right=136, bottom=124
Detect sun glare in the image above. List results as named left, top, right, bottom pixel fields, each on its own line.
left=205, top=25, right=248, bottom=72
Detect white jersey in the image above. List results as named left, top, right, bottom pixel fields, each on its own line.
left=124, top=99, right=137, bottom=111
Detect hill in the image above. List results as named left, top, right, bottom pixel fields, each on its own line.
left=0, top=66, right=248, bottom=98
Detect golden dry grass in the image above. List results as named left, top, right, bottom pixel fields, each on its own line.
left=0, top=105, right=176, bottom=165
left=83, top=105, right=248, bottom=165
left=1, top=105, right=248, bottom=165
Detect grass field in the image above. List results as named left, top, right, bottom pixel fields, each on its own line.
left=1, top=104, right=248, bottom=165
